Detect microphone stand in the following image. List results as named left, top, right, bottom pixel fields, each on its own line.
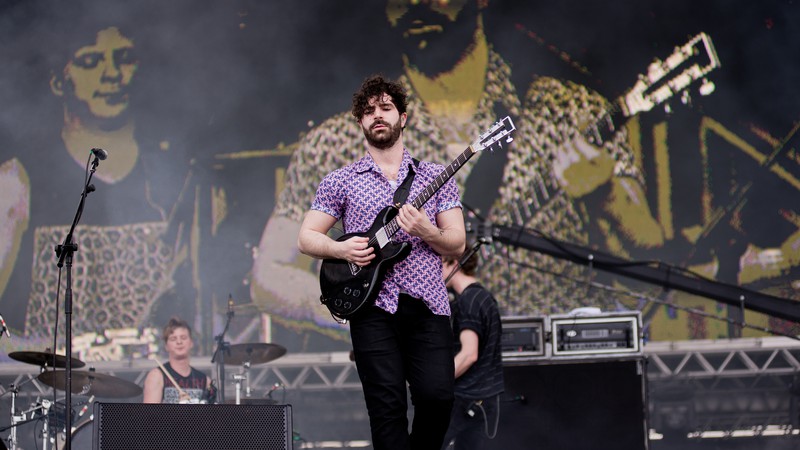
left=211, top=298, right=234, bottom=404
left=444, top=237, right=489, bottom=285
left=54, top=154, right=101, bottom=450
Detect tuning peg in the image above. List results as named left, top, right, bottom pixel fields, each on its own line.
left=506, top=136, right=514, bottom=144
left=699, top=79, right=715, bottom=96
left=680, top=90, right=691, bottom=106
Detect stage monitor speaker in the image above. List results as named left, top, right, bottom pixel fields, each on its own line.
left=496, top=359, right=648, bottom=450
left=92, top=402, right=292, bottom=450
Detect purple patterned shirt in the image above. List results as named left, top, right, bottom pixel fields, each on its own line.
left=311, top=149, right=462, bottom=315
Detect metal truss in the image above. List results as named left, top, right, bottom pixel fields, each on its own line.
left=0, top=351, right=362, bottom=404
left=1, top=338, right=798, bottom=439
left=644, top=336, right=800, bottom=436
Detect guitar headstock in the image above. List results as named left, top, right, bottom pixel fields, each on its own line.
left=621, top=32, right=721, bottom=117
left=472, top=116, right=516, bottom=153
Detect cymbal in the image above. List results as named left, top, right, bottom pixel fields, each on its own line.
left=224, top=343, right=286, bottom=366
left=37, top=370, right=142, bottom=398
left=9, top=351, right=85, bottom=369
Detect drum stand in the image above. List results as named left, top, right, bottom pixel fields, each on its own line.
left=40, top=399, right=51, bottom=450
left=7, top=386, right=19, bottom=450
left=211, top=297, right=235, bottom=404
left=231, top=362, right=252, bottom=405
left=7, top=387, right=52, bottom=450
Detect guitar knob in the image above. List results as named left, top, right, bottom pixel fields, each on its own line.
left=353, top=290, right=361, bottom=297
left=343, top=287, right=352, bottom=295
left=343, top=302, right=352, bottom=309
left=334, top=299, right=343, bottom=307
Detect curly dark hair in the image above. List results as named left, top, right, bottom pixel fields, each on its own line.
left=351, top=74, right=408, bottom=120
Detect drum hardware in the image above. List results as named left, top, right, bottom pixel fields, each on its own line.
left=231, top=370, right=249, bottom=405
left=211, top=295, right=287, bottom=403
left=223, top=343, right=287, bottom=366
left=5, top=352, right=88, bottom=450
left=54, top=417, right=92, bottom=450
left=37, top=369, right=142, bottom=398
left=7, top=384, right=23, bottom=450
left=40, top=399, right=53, bottom=450
left=0, top=379, right=53, bottom=450
left=53, top=396, right=94, bottom=450
left=212, top=295, right=236, bottom=403
left=224, top=344, right=286, bottom=405
left=3, top=396, right=52, bottom=450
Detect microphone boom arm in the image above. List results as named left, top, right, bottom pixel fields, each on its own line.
left=489, top=224, right=800, bottom=323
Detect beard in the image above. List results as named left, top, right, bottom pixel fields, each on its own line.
left=394, top=2, right=479, bottom=77
left=362, top=118, right=403, bottom=150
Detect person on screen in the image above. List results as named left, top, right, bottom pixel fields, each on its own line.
left=250, top=0, right=640, bottom=329
left=0, top=4, right=210, bottom=343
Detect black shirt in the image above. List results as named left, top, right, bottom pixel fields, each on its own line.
left=451, top=282, right=504, bottom=399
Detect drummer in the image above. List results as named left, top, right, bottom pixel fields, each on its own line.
left=143, top=317, right=216, bottom=403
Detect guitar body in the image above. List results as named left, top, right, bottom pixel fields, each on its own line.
left=319, top=206, right=412, bottom=319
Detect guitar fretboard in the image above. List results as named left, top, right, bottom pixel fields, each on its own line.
left=380, top=146, right=475, bottom=240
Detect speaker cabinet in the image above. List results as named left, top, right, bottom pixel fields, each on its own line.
left=92, top=403, right=292, bottom=450
left=496, top=358, right=648, bottom=450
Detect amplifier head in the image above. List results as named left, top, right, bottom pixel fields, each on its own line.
left=550, top=311, right=642, bottom=357
left=500, top=316, right=546, bottom=360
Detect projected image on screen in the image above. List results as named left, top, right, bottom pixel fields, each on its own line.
left=0, top=0, right=796, bottom=358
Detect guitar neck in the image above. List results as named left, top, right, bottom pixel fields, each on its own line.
left=581, top=98, right=629, bottom=146
left=383, top=146, right=475, bottom=237
left=410, top=146, right=474, bottom=209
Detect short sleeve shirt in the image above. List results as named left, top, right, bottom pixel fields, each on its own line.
left=311, top=149, right=462, bottom=315
left=452, top=282, right=504, bottom=398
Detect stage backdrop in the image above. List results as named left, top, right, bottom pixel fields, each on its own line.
left=0, top=0, right=797, bottom=359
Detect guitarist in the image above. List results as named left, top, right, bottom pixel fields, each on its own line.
left=298, top=75, right=466, bottom=450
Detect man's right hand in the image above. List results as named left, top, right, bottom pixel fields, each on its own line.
left=336, top=235, right=375, bottom=267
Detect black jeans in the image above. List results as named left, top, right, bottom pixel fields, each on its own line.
left=350, top=295, right=455, bottom=450
left=441, top=394, right=501, bottom=450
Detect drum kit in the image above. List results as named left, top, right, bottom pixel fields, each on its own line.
left=2, top=350, right=142, bottom=450
left=217, top=342, right=287, bottom=405
left=2, top=343, right=288, bottom=449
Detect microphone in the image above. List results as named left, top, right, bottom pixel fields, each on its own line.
left=227, top=295, right=235, bottom=318
left=266, top=383, right=282, bottom=398
left=0, top=313, right=10, bottom=338
left=90, top=148, right=108, bottom=161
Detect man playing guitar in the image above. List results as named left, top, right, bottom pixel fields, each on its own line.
left=297, top=74, right=466, bottom=450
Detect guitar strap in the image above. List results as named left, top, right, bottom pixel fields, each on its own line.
left=392, top=158, right=420, bottom=207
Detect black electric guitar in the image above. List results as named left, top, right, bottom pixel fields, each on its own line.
left=319, top=116, right=516, bottom=321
